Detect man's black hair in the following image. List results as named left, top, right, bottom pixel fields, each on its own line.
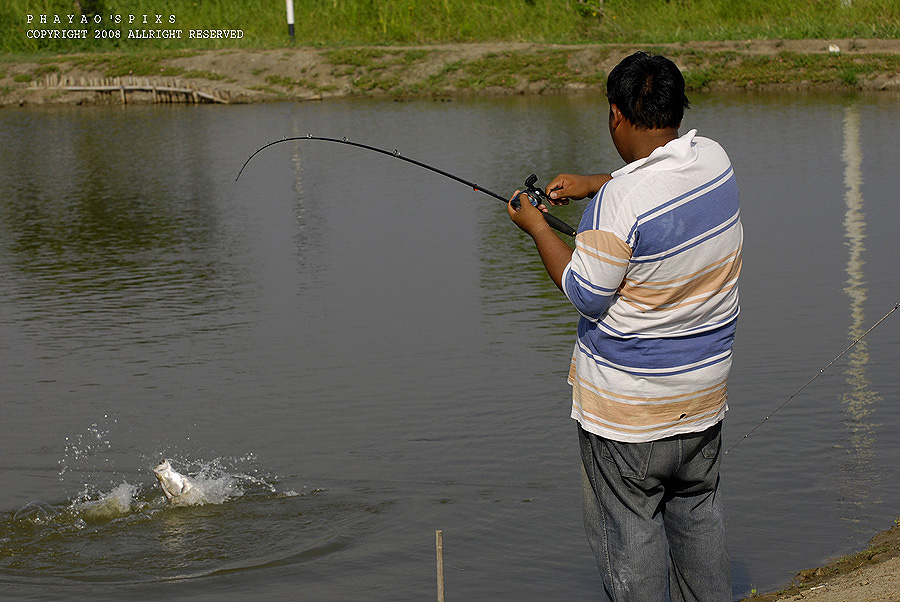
left=606, top=51, right=690, bottom=130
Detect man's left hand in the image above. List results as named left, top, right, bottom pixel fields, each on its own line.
left=507, top=190, right=551, bottom=237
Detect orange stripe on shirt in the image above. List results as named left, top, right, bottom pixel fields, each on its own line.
left=575, top=230, right=633, bottom=264
left=575, top=403, right=725, bottom=435
left=627, top=248, right=742, bottom=288
left=620, top=254, right=741, bottom=312
left=571, top=374, right=729, bottom=429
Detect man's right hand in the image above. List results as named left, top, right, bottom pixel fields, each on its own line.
left=546, top=173, right=613, bottom=204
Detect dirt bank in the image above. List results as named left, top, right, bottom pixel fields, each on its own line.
left=743, top=521, right=900, bottom=601
left=3, top=38, right=900, bottom=107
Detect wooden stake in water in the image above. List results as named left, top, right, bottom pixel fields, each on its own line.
left=436, top=530, right=444, bottom=602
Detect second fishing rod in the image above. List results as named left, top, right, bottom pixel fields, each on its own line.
left=236, top=134, right=578, bottom=238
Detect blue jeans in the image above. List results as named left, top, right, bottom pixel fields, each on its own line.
left=578, top=423, right=730, bottom=602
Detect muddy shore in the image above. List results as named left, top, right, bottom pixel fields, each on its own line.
left=743, top=522, right=900, bottom=601
left=4, top=37, right=900, bottom=601
left=3, top=38, right=900, bottom=107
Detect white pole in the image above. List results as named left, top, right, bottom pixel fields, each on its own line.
left=286, top=0, right=295, bottom=41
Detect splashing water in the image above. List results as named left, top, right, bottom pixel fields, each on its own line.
left=1, top=422, right=349, bottom=588
left=11, top=501, right=57, bottom=524
left=57, top=415, right=117, bottom=481
left=149, top=457, right=265, bottom=507
left=11, top=456, right=281, bottom=531
left=75, top=482, right=141, bottom=522
left=1, top=453, right=310, bottom=582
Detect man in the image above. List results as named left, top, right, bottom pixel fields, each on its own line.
left=508, top=51, right=741, bottom=602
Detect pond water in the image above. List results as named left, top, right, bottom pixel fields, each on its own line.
left=0, top=91, right=898, bottom=601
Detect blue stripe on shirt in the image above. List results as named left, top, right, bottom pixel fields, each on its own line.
left=631, top=210, right=741, bottom=264
left=632, top=173, right=739, bottom=258
left=564, top=268, right=617, bottom=318
left=578, top=185, right=606, bottom=234
left=577, top=318, right=737, bottom=371
left=625, top=167, right=734, bottom=243
left=595, top=310, right=740, bottom=338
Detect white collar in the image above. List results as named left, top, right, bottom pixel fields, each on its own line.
left=611, top=129, right=698, bottom=178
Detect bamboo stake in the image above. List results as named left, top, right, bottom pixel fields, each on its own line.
left=436, top=530, right=444, bottom=602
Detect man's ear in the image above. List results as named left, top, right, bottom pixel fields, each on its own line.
left=609, top=103, right=625, bottom=130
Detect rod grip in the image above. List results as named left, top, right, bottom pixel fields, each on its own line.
left=543, top=212, right=577, bottom=237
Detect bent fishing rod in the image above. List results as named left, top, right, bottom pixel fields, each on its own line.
left=235, top=134, right=577, bottom=237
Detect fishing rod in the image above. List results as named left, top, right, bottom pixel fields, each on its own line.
left=725, top=301, right=900, bottom=454
left=235, top=134, right=577, bottom=237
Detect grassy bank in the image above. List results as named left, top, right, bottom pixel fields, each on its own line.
left=4, top=39, right=899, bottom=109
left=3, top=0, right=899, bottom=55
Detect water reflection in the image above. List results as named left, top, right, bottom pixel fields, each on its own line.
left=0, top=108, right=247, bottom=344
left=839, top=102, right=882, bottom=516
left=289, top=124, right=309, bottom=265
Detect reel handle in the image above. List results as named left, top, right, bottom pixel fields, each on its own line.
left=543, top=212, right=577, bottom=237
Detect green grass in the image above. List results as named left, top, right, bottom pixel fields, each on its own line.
left=3, top=0, right=898, bottom=55
left=62, top=50, right=195, bottom=77
left=426, top=49, right=606, bottom=92
left=182, top=69, right=229, bottom=81
left=323, top=48, right=440, bottom=94
left=672, top=49, right=900, bottom=89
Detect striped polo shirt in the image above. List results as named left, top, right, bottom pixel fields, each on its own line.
left=562, top=129, right=742, bottom=443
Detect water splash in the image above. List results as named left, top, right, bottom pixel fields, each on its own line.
left=75, top=482, right=140, bottom=522
left=2, top=422, right=325, bottom=586
left=145, top=453, right=282, bottom=507
left=3, top=454, right=298, bottom=557
left=0, top=454, right=330, bottom=587
left=57, top=414, right=118, bottom=481
left=11, top=501, right=57, bottom=524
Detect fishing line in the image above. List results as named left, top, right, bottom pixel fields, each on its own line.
left=235, top=134, right=577, bottom=237
left=725, top=301, right=900, bottom=454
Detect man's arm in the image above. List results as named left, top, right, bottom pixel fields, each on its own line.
left=545, top=173, right=612, bottom=204
left=507, top=191, right=574, bottom=291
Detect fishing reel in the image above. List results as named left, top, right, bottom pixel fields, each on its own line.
left=509, top=173, right=577, bottom=237
left=510, top=173, right=551, bottom=210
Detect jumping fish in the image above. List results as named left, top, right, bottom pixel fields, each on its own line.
left=152, top=460, right=194, bottom=500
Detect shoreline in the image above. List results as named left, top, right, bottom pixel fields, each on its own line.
left=3, top=39, right=900, bottom=108
left=741, top=521, right=900, bottom=601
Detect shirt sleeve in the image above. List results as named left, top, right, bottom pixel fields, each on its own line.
left=561, top=187, right=633, bottom=321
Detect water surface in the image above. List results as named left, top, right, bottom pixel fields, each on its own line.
left=1, top=92, right=898, bottom=600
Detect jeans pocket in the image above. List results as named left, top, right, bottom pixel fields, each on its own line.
left=700, top=423, right=722, bottom=460
left=599, top=438, right=653, bottom=480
